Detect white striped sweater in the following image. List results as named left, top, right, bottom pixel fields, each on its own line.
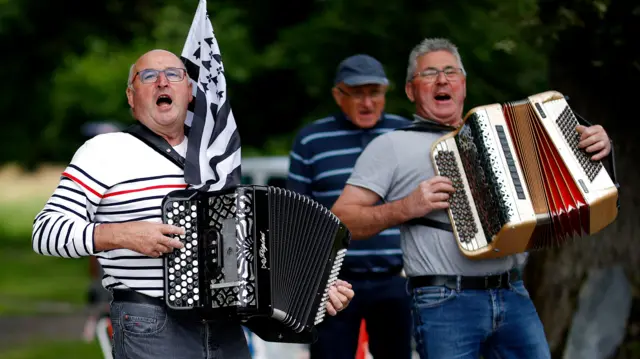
left=32, top=132, right=188, bottom=297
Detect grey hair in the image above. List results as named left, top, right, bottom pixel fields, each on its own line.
left=405, top=38, right=466, bottom=83
left=127, top=63, right=136, bottom=89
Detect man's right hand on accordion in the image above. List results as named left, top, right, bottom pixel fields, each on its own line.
left=93, top=222, right=185, bottom=257
left=325, top=279, right=354, bottom=316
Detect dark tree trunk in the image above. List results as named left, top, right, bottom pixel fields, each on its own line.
left=529, top=0, right=640, bottom=356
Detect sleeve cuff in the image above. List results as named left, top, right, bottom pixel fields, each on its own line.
left=74, top=222, right=97, bottom=257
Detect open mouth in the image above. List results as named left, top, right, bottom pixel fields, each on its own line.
left=156, top=94, right=173, bottom=106
left=434, top=93, right=452, bottom=101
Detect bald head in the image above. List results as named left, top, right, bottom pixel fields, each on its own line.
left=128, top=50, right=183, bottom=87
left=126, top=49, right=192, bottom=145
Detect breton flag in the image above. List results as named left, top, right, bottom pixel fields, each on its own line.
left=181, top=0, right=241, bottom=191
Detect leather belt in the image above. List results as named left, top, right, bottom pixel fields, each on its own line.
left=111, top=289, right=236, bottom=320
left=112, top=289, right=165, bottom=307
left=408, top=268, right=522, bottom=291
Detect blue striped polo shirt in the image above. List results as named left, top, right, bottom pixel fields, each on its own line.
left=287, top=112, right=411, bottom=275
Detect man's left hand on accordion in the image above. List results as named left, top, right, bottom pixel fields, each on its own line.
left=325, top=279, right=355, bottom=316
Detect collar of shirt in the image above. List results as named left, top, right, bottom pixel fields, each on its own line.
left=412, top=113, right=444, bottom=125
left=337, top=112, right=390, bottom=130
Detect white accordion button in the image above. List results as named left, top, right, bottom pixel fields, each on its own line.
left=173, top=209, right=179, bottom=215
left=167, top=220, right=173, bottom=225
left=192, top=233, right=198, bottom=239
left=169, top=274, right=175, bottom=281
left=169, top=295, right=175, bottom=301
left=185, top=223, right=191, bottom=229
left=181, top=274, right=187, bottom=280
left=167, top=213, right=173, bottom=219
left=194, top=288, right=199, bottom=294
left=179, top=219, right=185, bottom=225
left=191, top=205, right=197, bottom=211
left=172, top=202, right=178, bottom=208
left=186, top=243, right=192, bottom=249
left=179, top=205, right=185, bottom=211
left=176, top=285, right=182, bottom=291
left=187, top=298, right=193, bottom=305
left=185, top=215, right=191, bottom=222
left=193, top=267, right=199, bottom=273
left=193, top=294, right=199, bottom=301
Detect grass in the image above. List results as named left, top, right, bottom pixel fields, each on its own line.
left=0, top=339, right=105, bottom=359
left=0, top=164, right=90, bottom=315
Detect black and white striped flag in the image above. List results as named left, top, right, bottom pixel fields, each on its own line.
left=181, top=0, right=241, bottom=191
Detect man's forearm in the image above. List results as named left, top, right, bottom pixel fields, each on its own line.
left=94, top=223, right=125, bottom=252
left=332, top=199, right=411, bottom=240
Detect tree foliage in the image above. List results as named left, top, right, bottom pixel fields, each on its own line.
left=1, top=0, right=551, bottom=164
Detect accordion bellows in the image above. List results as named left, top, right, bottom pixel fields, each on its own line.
left=431, top=91, right=619, bottom=259
left=161, top=185, right=350, bottom=343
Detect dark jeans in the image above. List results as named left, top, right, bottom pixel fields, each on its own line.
left=310, top=274, right=413, bottom=359
left=110, top=297, right=251, bottom=359
left=411, top=280, right=551, bottom=359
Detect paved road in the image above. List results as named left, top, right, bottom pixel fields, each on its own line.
left=0, top=312, right=89, bottom=349
left=0, top=297, right=97, bottom=351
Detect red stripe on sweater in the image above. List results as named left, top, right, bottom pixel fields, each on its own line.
left=62, top=172, right=103, bottom=198
left=103, top=184, right=188, bottom=198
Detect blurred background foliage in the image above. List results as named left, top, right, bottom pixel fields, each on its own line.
left=6, top=0, right=630, bottom=166
left=0, top=0, right=638, bottom=357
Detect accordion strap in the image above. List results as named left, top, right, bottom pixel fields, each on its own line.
left=397, top=119, right=456, bottom=133
left=123, top=123, right=186, bottom=170
left=406, top=217, right=454, bottom=232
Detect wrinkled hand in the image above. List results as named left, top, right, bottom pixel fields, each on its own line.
left=113, top=222, right=185, bottom=258
left=325, top=280, right=354, bottom=316
left=402, top=176, right=455, bottom=219
left=576, top=124, right=611, bottom=161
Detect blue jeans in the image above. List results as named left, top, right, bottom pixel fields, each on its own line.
left=110, top=300, right=251, bottom=359
left=411, top=280, right=551, bottom=359
left=310, top=274, right=413, bottom=359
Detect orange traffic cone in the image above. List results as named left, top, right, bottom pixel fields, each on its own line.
left=355, top=319, right=369, bottom=359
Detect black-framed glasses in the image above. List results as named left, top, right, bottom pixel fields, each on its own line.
left=337, top=86, right=386, bottom=101
left=413, top=66, right=464, bottom=82
left=132, top=67, right=187, bottom=84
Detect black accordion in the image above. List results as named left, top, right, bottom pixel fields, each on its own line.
left=160, top=185, right=351, bottom=343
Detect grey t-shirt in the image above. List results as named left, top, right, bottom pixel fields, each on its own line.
left=346, top=127, right=528, bottom=277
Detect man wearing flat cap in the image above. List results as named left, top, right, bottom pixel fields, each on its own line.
left=287, top=55, right=413, bottom=359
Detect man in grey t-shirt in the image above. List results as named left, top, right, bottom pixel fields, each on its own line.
left=332, top=38, right=613, bottom=359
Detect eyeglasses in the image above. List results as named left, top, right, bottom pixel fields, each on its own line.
left=337, top=87, right=386, bottom=101
left=412, top=67, right=464, bottom=83
left=132, top=67, right=187, bottom=84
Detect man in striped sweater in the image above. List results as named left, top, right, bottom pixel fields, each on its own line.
left=287, top=54, right=413, bottom=359
left=32, top=48, right=354, bottom=359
